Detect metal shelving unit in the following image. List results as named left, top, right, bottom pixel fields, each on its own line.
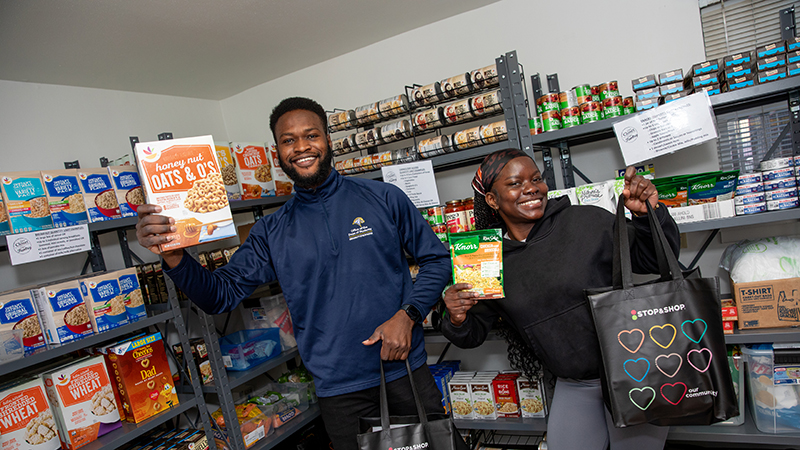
left=249, top=404, right=321, bottom=450
left=677, top=207, right=800, bottom=233
left=197, top=348, right=300, bottom=394
left=668, top=408, right=800, bottom=446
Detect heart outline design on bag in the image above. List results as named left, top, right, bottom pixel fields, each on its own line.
left=660, top=382, right=687, bottom=405
left=655, top=353, right=683, bottom=378
left=624, top=358, right=650, bottom=382
left=687, top=348, right=713, bottom=372
left=617, top=329, right=645, bottom=353
left=629, top=387, right=656, bottom=410
left=681, top=318, right=708, bottom=343
left=649, top=324, right=676, bottom=349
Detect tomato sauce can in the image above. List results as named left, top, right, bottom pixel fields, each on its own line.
left=541, top=110, right=562, bottom=132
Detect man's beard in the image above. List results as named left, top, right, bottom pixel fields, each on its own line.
left=278, top=144, right=333, bottom=190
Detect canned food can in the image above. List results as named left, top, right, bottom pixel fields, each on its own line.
left=735, top=183, right=763, bottom=196
left=573, top=84, right=593, bottom=104
left=762, top=167, right=795, bottom=181
left=443, top=99, right=474, bottom=125
left=767, top=197, right=800, bottom=210
left=470, top=64, right=499, bottom=89
left=440, top=73, right=472, bottom=99
left=529, top=117, right=544, bottom=135
left=479, top=121, right=508, bottom=144
left=763, top=177, right=797, bottom=191
left=376, top=151, right=394, bottom=168
left=380, top=120, right=411, bottom=143
left=413, top=107, right=444, bottom=131
left=536, top=93, right=560, bottom=115
left=332, top=134, right=357, bottom=155
left=541, top=110, right=562, bottom=132
left=334, top=160, right=344, bottom=174
left=735, top=203, right=767, bottom=215
left=411, top=82, right=442, bottom=106
left=603, top=96, right=624, bottom=108
left=355, top=102, right=382, bottom=125
left=418, top=135, right=450, bottom=158
left=432, top=223, right=448, bottom=243
left=599, top=81, right=619, bottom=93
left=622, top=97, right=635, bottom=109
left=355, top=128, right=383, bottom=149
left=765, top=187, right=798, bottom=201
left=339, top=158, right=353, bottom=174
left=394, top=147, right=418, bottom=164
left=427, top=206, right=445, bottom=225
left=623, top=107, right=636, bottom=115
left=356, top=155, right=373, bottom=172
left=592, top=94, right=601, bottom=102
left=561, top=107, right=581, bottom=128
left=602, top=97, right=624, bottom=119
left=795, top=155, right=800, bottom=170
left=471, top=90, right=502, bottom=116
left=738, top=172, right=762, bottom=185
left=759, top=157, right=794, bottom=171
left=580, top=101, right=603, bottom=124
left=734, top=192, right=766, bottom=206
left=558, top=91, right=579, bottom=110
left=378, top=94, right=410, bottom=118
left=600, top=90, right=621, bottom=101
left=453, top=126, right=482, bottom=150
left=328, top=110, right=357, bottom=131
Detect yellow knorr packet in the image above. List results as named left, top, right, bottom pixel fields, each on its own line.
left=449, top=229, right=504, bottom=299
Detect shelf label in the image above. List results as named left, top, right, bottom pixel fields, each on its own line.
left=381, top=160, right=441, bottom=209
left=5, top=224, right=91, bottom=265
left=614, top=91, right=718, bottom=166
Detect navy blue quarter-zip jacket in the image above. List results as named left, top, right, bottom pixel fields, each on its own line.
left=164, top=169, right=451, bottom=396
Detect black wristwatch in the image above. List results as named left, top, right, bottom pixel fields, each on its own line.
left=401, top=304, right=423, bottom=323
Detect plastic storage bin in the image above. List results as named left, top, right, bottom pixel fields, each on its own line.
left=741, top=344, right=800, bottom=433
left=713, top=354, right=745, bottom=426
left=219, top=328, right=281, bottom=371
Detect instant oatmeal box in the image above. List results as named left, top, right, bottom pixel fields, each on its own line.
left=116, top=268, right=146, bottom=322
left=214, top=142, right=241, bottom=202
left=77, top=168, right=122, bottom=223
left=30, top=279, right=94, bottom=346
left=98, top=332, right=178, bottom=423
left=42, top=356, right=121, bottom=450
left=231, top=142, right=275, bottom=200
left=0, top=198, right=11, bottom=236
left=0, top=171, right=54, bottom=233
left=134, top=135, right=236, bottom=251
left=79, top=272, right=130, bottom=333
left=108, top=165, right=143, bottom=219
left=0, top=290, right=46, bottom=354
left=0, top=377, right=60, bottom=450
left=40, top=169, right=89, bottom=228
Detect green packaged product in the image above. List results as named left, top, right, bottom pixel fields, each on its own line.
left=652, top=177, right=690, bottom=208
left=687, top=170, right=740, bottom=205
left=449, top=229, right=504, bottom=299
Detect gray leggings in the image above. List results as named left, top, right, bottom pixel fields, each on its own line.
left=546, top=378, right=669, bottom=450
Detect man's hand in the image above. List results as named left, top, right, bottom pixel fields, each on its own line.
left=135, top=204, right=184, bottom=268
left=362, top=310, right=415, bottom=360
left=622, top=166, right=659, bottom=216
left=443, top=283, right=479, bottom=326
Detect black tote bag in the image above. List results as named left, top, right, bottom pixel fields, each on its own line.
left=585, top=198, right=738, bottom=427
left=357, top=360, right=469, bottom=450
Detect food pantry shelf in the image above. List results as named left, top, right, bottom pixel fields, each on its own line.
left=249, top=403, right=321, bottom=450
left=454, top=416, right=548, bottom=432
left=724, top=326, right=800, bottom=345
left=668, top=407, right=800, bottom=445
left=676, top=208, right=800, bottom=233
left=201, top=347, right=301, bottom=393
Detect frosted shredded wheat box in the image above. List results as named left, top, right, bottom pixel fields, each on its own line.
left=0, top=377, right=60, bottom=450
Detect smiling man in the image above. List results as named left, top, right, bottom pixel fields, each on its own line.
left=135, top=97, right=452, bottom=450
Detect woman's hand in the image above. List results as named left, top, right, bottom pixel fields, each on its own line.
left=622, top=166, right=659, bottom=216
left=443, top=283, right=479, bottom=326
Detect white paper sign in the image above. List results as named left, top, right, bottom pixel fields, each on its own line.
left=381, top=160, right=441, bottom=209
left=613, top=92, right=718, bottom=166
left=6, top=225, right=91, bottom=265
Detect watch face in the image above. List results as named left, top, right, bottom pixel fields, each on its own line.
left=403, top=305, right=421, bottom=322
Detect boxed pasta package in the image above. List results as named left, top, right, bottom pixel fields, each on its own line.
left=31, top=280, right=94, bottom=346
left=215, top=142, right=241, bottom=202
left=0, top=290, right=46, bottom=354
left=449, top=229, right=504, bottom=299
left=108, top=165, right=144, bottom=219
left=266, top=142, right=293, bottom=197
left=116, top=268, right=146, bottom=322
left=42, top=356, right=121, bottom=450
left=40, top=169, right=89, bottom=228
left=0, top=171, right=54, bottom=233
left=134, top=135, right=236, bottom=251
left=0, top=377, right=60, bottom=450
left=231, top=142, right=275, bottom=200
left=79, top=273, right=129, bottom=333
left=77, top=168, right=121, bottom=223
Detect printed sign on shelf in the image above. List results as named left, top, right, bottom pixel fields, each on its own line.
left=6, top=224, right=90, bottom=265
left=381, top=160, right=440, bottom=209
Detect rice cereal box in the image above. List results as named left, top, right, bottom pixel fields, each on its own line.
left=116, top=268, right=146, bottom=322
left=214, top=142, right=241, bottom=202
left=0, top=198, right=11, bottom=236
left=0, top=377, right=60, bottom=450
left=108, top=165, right=144, bottom=218
left=77, top=168, right=121, bottom=223
left=79, top=273, right=129, bottom=333
left=0, top=171, right=54, bottom=233
left=99, top=333, right=179, bottom=423
left=134, top=135, right=236, bottom=251
left=42, top=356, right=121, bottom=450
left=0, top=290, right=46, bottom=354
left=449, top=229, right=504, bottom=299
left=31, top=280, right=94, bottom=346
left=231, top=142, right=275, bottom=199
left=266, top=142, right=294, bottom=197
left=40, top=169, right=89, bottom=228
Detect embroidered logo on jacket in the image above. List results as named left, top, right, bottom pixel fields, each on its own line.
left=348, top=216, right=373, bottom=241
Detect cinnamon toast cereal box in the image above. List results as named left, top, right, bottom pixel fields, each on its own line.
left=0, top=290, right=46, bottom=354
left=78, top=168, right=122, bottom=223
left=266, top=142, right=294, bottom=197
left=134, top=135, right=236, bottom=251
left=108, top=165, right=143, bottom=219
left=40, top=169, right=89, bottom=228
left=79, top=273, right=129, bottom=333
left=98, top=333, right=178, bottom=423
left=0, top=171, right=54, bottom=233
left=231, top=142, right=275, bottom=199
left=0, top=377, right=60, bottom=450
left=31, top=280, right=94, bottom=346
left=214, top=142, right=241, bottom=202
left=42, top=356, right=121, bottom=450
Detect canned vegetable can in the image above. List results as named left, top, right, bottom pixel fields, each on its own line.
left=573, top=84, right=593, bottom=104
left=541, top=110, right=562, bottom=132
left=580, top=101, right=602, bottom=124
left=529, top=117, right=544, bottom=135
left=536, top=93, right=560, bottom=115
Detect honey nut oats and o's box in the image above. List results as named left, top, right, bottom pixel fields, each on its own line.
left=79, top=272, right=130, bottom=334
left=214, top=142, right=241, bottom=202
left=231, top=142, right=275, bottom=200
left=108, top=165, right=144, bottom=219
left=42, top=356, right=121, bottom=450
left=0, top=171, right=54, bottom=233
left=77, top=168, right=122, bottom=223
left=40, top=169, right=89, bottom=228
left=266, top=142, right=294, bottom=197
left=0, top=290, right=46, bottom=354
left=31, top=279, right=94, bottom=347
left=0, top=377, right=61, bottom=450
left=134, top=135, right=236, bottom=251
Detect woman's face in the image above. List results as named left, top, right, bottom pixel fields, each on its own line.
left=486, top=157, right=548, bottom=226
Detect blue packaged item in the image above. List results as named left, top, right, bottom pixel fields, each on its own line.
left=0, top=290, right=46, bottom=354
left=118, top=267, right=146, bottom=322
left=78, top=168, right=122, bottom=223
left=724, top=51, right=752, bottom=67
left=788, top=62, right=800, bottom=77
left=109, top=166, right=143, bottom=219
left=691, top=59, right=720, bottom=75
left=724, top=64, right=753, bottom=78
left=0, top=171, right=54, bottom=233
left=32, top=280, right=94, bottom=346
left=728, top=74, right=755, bottom=91
left=41, top=169, right=90, bottom=228
left=756, top=40, right=786, bottom=58
left=635, top=87, right=660, bottom=100
left=219, top=328, right=281, bottom=370
left=658, top=69, right=683, bottom=85
left=80, top=273, right=130, bottom=332
left=757, top=55, right=786, bottom=71
left=659, top=82, right=683, bottom=95
left=786, top=51, right=800, bottom=65
left=632, top=74, right=657, bottom=91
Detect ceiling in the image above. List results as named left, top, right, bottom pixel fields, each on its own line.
left=0, top=0, right=500, bottom=100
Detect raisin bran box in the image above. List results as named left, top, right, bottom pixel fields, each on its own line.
left=0, top=377, right=60, bottom=450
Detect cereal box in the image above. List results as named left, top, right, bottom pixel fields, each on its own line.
left=77, top=168, right=121, bottom=223
left=231, top=142, right=275, bottom=199
left=266, top=142, right=293, bottom=197
left=42, top=356, right=121, bottom=450
left=116, top=268, right=146, bottom=322
left=108, top=165, right=143, bottom=219
left=134, top=135, right=236, bottom=251
left=0, top=290, right=46, bottom=354
left=0, top=171, right=54, bottom=233
left=449, top=229, right=504, bottom=299
left=0, top=377, right=60, bottom=450
left=215, top=142, right=241, bottom=202
left=79, top=273, right=129, bottom=333
left=40, top=169, right=89, bottom=228
left=516, top=377, right=546, bottom=418
left=98, top=333, right=179, bottom=423
left=31, top=280, right=94, bottom=346
left=0, top=198, right=11, bottom=236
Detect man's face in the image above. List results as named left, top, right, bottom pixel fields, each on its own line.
left=275, top=109, right=333, bottom=189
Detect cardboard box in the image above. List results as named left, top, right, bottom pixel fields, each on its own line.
left=658, top=81, right=684, bottom=96
left=723, top=62, right=754, bottom=79
left=78, top=168, right=121, bottom=223
left=728, top=73, right=756, bottom=91
left=723, top=320, right=734, bottom=334
left=756, top=40, right=786, bottom=58
left=79, top=272, right=129, bottom=333
left=31, top=280, right=94, bottom=346
left=756, top=54, right=786, bottom=71
left=690, top=59, right=720, bottom=76
left=0, top=171, right=54, bottom=233
left=231, top=142, right=275, bottom=199
left=0, top=377, right=60, bottom=450
left=667, top=199, right=735, bottom=224
left=723, top=51, right=753, bottom=67
left=758, top=67, right=787, bottom=83
left=41, top=169, right=89, bottom=227
left=733, top=277, right=800, bottom=330
left=516, top=377, right=547, bottom=418
left=789, top=62, right=800, bottom=77
left=658, top=69, right=683, bottom=85
left=663, top=91, right=691, bottom=103
left=108, top=165, right=143, bottom=219
left=635, top=87, right=660, bottom=101
left=266, top=142, right=294, bottom=197
left=688, top=72, right=723, bottom=88
left=0, top=199, right=10, bottom=236
left=695, top=82, right=724, bottom=96
left=721, top=305, right=738, bottom=321
left=632, top=74, right=657, bottom=91
left=215, top=142, right=241, bottom=202
left=117, top=268, right=146, bottom=322
left=0, top=290, right=46, bottom=354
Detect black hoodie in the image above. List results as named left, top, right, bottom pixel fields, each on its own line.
left=441, top=196, right=680, bottom=380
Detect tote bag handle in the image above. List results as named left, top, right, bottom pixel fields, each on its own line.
left=378, top=360, right=429, bottom=434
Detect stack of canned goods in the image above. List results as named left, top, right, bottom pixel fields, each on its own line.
left=733, top=156, right=800, bottom=215
left=531, top=81, right=635, bottom=134
left=420, top=198, right=476, bottom=243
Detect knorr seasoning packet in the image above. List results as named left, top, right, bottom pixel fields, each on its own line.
left=449, top=229, right=504, bottom=299
left=687, top=170, right=739, bottom=205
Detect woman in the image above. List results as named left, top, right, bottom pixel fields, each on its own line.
left=441, top=149, right=680, bottom=450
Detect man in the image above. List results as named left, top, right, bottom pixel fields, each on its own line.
left=136, top=97, right=451, bottom=449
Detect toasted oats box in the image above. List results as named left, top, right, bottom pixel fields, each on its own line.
left=231, top=142, right=275, bottom=199
left=42, top=356, right=121, bottom=450
left=0, top=377, right=60, bottom=450
left=134, top=135, right=236, bottom=251
left=0, top=290, right=46, bottom=354
left=266, top=142, right=294, bottom=197
left=98, top=333, right=178, bottom=424
left=0, top=171, right=54, bottom=233
left=31, top=280, right=94, bottom=346
left=79, top=273, right=129, bottom=333
left=117, top=268, right=146, bottom=322
left=77, top=168, right=121, bottom=223
left=0, top=198, right=10, bottom=236
left=214, top=142, right=241, bottom=202
left=108, top=165, right=143, bottom=219
left=41, top=169, right=89, bottom=228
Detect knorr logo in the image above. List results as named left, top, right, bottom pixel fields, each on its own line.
left=692, top=182, right=714, bottom=191
left=453, top=238, right=479, bottom=256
